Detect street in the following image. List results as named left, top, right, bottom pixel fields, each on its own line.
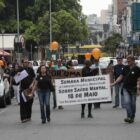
left=0, top=96, right=140, bottom=140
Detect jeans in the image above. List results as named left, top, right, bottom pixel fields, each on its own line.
left=114, top=83, right=125, bottom=107
left=38, top=89, right=51, bottom=121
left=123, top=88, right=136, bottom=119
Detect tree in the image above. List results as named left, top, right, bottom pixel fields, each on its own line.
left=24, top=0, right=88, bottom=46
left=0, top=0, right=36, bottom=32
left=0, top=0, right=5, bottom=12
left=0, top=0, right=88, bottom=50
left=104, top=33, right=122, bottom=56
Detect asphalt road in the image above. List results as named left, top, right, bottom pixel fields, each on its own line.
left=0, top=95, right=140, bottom=140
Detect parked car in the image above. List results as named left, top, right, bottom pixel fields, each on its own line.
left=135, top=60, right=140, bottom=67
left=73, top=65, right=84, bottom=70
left=0, top=78, right=11, bottom=108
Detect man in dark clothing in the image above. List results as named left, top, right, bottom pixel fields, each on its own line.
left=113, top=57, right=125, bottom=108
left=3, top=64, right=13, bottom=82
left=19, top=59, right=35, bottom=123
left=112, top=55, right=140, bottom=123
left=81, top=60, right=93, bottom=118
left=91, top=59, right=102, bottom=109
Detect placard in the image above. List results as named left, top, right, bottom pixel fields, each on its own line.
left=55, top=74, right=112, bottom=106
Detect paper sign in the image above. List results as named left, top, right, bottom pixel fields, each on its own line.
left=55, top=75, right=112, bottom=106
left=14, top=70, right=28, bottom=83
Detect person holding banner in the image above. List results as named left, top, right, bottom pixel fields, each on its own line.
left=91, top=59, right=102, bottom=109
left=111, top=55, right=140, bottom=123
left=51, top=59, right=67, bottom=110
left=81, top=60, right=93, bottom=118
left=91, top=48, right=102, bottom=109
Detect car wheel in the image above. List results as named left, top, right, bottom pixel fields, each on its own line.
left=9, top=87, right=14, bottom=99
left=0, top=94, right=7, bottom=108
left=6, top=92, right=11, bottom=105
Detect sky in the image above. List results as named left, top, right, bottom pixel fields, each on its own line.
left=80, top=0, right=112, bottom=16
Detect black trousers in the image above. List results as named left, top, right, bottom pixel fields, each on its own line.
left=20, top=94, right=33, bottom=121
left=94, top=103, right=101, bottom=108
left=52, top=91, right=56, bottom=107
left=81, top=103, right=92, bottom=115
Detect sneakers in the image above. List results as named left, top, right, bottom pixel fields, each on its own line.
left=88, top=114, right=93, bottom=118
left=47, top=117, right=51, bottom=122
left=81, top=113, right=85, bottom=118
left=81, top=113, right=93, bottom=118
left=42, top=120, right=46, bottom=124
left=21, top=119, right=28, bottom=123
left=58, top=106, right=64, bottom=110
left=124, top=118, right=134, bottom=123
left=42, top=118, right=50, bottom=124
left=21, top=118, right=31, bottom=123
left=112, top=105, right=119, bottom=108
left=53, top=106, right=56, bottom=109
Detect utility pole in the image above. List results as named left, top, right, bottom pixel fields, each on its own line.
left=49, top=0, right=52, bottom=59
left=16, top=0, right=20, bottom=61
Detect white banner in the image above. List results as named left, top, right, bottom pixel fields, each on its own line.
left=55, top=74, right=112, bottom=106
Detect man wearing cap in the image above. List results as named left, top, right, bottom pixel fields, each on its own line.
left=112, top=57, right=125, bottom=108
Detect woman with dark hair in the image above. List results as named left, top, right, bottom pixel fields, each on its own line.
left=31, top=65, right=53, bottom=124
left=81, top=60, right=93, bottom=118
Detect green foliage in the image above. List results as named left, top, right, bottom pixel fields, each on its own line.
left=0, top=0, right=88, bottom=47
left=0, top=0, right=5, bottom=11
left=104, top=33, right=123, bottom=56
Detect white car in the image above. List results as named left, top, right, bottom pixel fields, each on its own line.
left=135, top=60, right=140, bottom=67
left=0, top=78, right=11, bottom=108
left=73, top=65, right=84, bottom=70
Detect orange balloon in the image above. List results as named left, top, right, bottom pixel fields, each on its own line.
left=92, top=48, right=101, bottom=60
left=51, top=41, right=59, bottom=50
left=85, top=52, right=91, bottom=60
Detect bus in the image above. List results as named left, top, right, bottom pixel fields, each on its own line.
left=64, top=45, right=105, bottom=64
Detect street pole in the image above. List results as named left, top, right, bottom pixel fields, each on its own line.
left=31, top=44, right=32, bottom=60
left=49, top=0, right=52, bottom=59
left=1, top=29, right=5, bottom=55
left=16, top=0, right=20, bottom=62
left=17, top=0, right=19, bottom=42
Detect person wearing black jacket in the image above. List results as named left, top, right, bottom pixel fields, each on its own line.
left=19, top=59, right=35, bottom=123
left=113, top=57, right=125, bottom=108
left=81, top=60, right=93, bottom=118
left=31, top=65, right=54, bottom=124
left=112, top=55, right=140, bottom=123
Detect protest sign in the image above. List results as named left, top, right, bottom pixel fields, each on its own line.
left=55, top=74, right=112, bottom=106
left=14, top=70, right=28, bottom=83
